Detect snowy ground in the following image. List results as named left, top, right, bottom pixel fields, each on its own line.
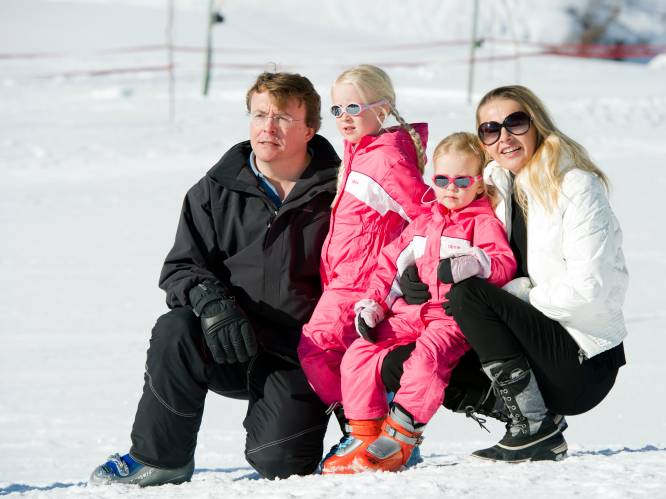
left=2, top=1, right=666, bottom=497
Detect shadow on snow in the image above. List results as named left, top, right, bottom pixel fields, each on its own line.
left=193, top=466, right=261, bottom=481
left=0, top=482, right=86, bottom=496
left=570, top=444, right=666, bottom=457
left=0, top=467, right=261, bottom=494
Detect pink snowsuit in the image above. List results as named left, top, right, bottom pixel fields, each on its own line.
left=298, top=124, right=429, bottom=407
left=341, top=196, right=516, bottom=423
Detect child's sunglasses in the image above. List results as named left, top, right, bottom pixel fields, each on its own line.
left=432, top=174, right=482, bottom=189
left=330, top=99, right=387, bottom=118
left=477, top=111, right=532, bottom=146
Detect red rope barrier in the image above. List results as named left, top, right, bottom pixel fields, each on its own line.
left=3, top=40, right=664, bottom=61
left=40, top=65, right=171, bottom=78
left=4, top=39, right=663, bottom=79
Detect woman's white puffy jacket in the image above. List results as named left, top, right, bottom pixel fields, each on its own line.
left=484, top=160, right=629, bottom=359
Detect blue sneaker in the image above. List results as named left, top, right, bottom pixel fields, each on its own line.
left=318, top=434, right=354, bottom=473
left=405, top=445, right=423, bottom=468
left=89, top=453, right=194, bottom=487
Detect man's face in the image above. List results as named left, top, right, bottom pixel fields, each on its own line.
left=249, top=91, right=315, bottom=167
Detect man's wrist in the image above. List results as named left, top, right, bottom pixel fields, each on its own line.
left=188, top=280, right=227, bottom=317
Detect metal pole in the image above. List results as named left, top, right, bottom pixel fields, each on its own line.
left=202, top=0, right=214, bottom=96
left=467, top=0, right=480, bottom=105
left=167, top=0, right=175, bottom=120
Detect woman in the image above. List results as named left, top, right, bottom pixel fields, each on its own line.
left=386, top=85, right=628, bottom=463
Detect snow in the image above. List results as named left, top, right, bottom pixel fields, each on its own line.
left=1, top=0, right=666, bottom=497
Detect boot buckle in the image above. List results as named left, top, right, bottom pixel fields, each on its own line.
left=384, top=424, right=423, bottom=446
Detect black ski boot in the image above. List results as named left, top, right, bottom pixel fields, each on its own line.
left=472, top=356, right=568, bottom=462
left=448, top=383, right=511, bottom=431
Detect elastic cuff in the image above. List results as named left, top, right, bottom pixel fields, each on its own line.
left=188, top=280, right=226, bottom=316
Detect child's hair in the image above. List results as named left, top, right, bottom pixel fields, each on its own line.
left=433, top=132, right=497, bottom=205
left=335, top=64, right=426, bottom=174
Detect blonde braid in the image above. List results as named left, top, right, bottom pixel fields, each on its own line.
left=330, top=160, right=344, bottom=207
left=391, top=108, right=425, bottom=174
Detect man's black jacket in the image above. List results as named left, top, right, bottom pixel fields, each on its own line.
left=159, top=134, right=340, bottom=360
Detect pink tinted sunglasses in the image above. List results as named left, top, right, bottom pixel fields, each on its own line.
left=432, top=174, right=482, bottom=189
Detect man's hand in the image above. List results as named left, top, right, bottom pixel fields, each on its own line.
left=189, top=281, right=257, bottom=364
left=398, top=266, right=431, bottom=305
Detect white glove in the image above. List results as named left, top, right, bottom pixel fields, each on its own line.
left=501, top=277, right=533, bottom=303
left=353, top=299, right=385, bottom=341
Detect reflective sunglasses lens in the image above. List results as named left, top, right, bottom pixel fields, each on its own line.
left=505, top=112, right=531, bottom=135
left=330, top=105, right=342, bottom=117
left=346, top=103, right=362, bottom=116
left=478, top=122, right=501, bottom=145
left=433, top=176, right=450, bottom=187
left=453, top=177, right=472, bottom=188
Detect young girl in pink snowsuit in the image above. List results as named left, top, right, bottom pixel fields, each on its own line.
left=322, top=132, right=517, bottom=474
left=298, top=65, right=428, bottom=410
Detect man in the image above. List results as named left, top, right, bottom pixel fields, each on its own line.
left=90, top=72, right=340, bottom=485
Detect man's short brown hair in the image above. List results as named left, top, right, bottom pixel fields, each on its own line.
left=246, top=72, right=321, bottom=131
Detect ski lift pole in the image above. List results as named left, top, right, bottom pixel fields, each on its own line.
left=167, top=0, right=175, bottom=120
left=467, top=0, right=480, bottom=104
left=203, top=0, right=224, bottom=96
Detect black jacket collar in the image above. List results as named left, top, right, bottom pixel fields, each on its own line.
left=206, top=134, right=340, bottom=202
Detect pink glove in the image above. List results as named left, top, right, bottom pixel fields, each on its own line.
left=450, top=255, right=484, bottom=283
left=353, top=299, right=385, bottom=342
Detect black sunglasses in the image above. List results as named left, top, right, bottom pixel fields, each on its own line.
left=477, top=111, right=532, bottom=146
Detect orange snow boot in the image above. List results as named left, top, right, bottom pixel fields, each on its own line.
left=321, top=418, right=383, bottom=474
left=356, top=405, right=425, bottom=472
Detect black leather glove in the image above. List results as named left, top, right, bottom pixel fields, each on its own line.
left=399, top=266, right=431, bottom=305
left=189, top=281, right=258, bottom=364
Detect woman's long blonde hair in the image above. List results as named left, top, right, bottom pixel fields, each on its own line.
left=476, top=85, right=608, bottom=213
left=335, top=64, right=426, bottom=174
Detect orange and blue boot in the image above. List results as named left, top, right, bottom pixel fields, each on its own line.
left=355, top=404, right=425, bottom=472
left=321, top=418, right=383, bottom=474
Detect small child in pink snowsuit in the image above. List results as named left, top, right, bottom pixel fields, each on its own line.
left=322, top=132, right=517, bottom=474
left=298, top=65, right=428, bottom=408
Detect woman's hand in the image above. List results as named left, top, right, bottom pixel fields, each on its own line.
left=501, top=277, right=533, bottom=302
left=398, top=266, right=431, bottom=304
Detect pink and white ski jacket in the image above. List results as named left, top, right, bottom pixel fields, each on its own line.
left=320, top=123, right=429, bottom=288
left=366, top=196, right=516, bottom=311
left=298, top=124, right=428, bottom=406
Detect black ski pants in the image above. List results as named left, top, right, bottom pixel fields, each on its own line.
left=383, top=278, right=621, bottom=416
left=129, top=307, right=329, bottom=479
